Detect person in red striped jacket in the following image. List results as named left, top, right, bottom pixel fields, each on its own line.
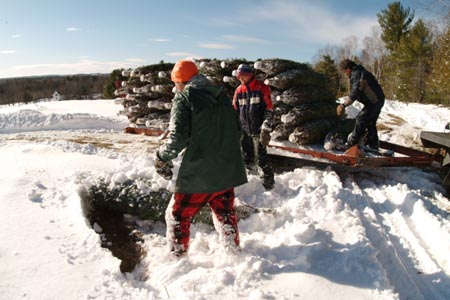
left=233, top=64, right=275, bottom=190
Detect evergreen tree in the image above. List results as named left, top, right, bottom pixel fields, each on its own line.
left=314, top=55, right=340, bottom=97
left=103, top=69, right=124, bottom=99
left=23, top=90, right=33, bottom=103
left=428, top=25, right=450, bottom=106
left=395, top=19, right=434, bottom=102
left=377, top=2, right=415, bottom=52
left=377, top=2, right=415, bottom=100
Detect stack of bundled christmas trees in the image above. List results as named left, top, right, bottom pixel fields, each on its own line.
left=254, top=59, right=339, bottom=145
left=115, top=59, right=250, bottom=129
left=115, top=58, right=339, bottom=145
left=115, top=63, right=175, bottom=129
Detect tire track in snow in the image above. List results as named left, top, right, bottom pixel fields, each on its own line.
left=340, top=171, right=450, bottom=300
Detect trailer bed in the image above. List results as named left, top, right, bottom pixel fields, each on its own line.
left=125, top=126, right=439, bottom=170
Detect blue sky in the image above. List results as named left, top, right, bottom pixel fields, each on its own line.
left=0, top=0, right=419, bottom=78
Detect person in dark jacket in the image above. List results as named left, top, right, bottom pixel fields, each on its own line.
left=154, top=59, right=247, bottom=257
left=337, top=59, right=385, bottom=149
left=233, top=64, right=275, bottom=190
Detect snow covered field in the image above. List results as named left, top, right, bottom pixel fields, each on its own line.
left=0, top=99, right=449, bottom=300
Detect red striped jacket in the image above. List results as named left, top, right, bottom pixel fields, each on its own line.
left=233, top=77, right=273, bottom=135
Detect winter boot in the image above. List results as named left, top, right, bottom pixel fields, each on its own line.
left=261, top=168, right=275, bottom=190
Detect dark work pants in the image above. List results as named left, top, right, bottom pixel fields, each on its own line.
left=348, top=100, right=384, bottom=148
left=241, top=131, right=274, bottom=186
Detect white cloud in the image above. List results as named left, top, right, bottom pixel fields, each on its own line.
left=11, top=34, right=21, bottom=39
left=247, top=1, right=377, bottom=46
left=150, top=38, right=170, bottom=42
left=66, top=27, right=79, bottom=32
left=199, top=43, right=234, bottom=50
left=8, top=59, right=142, bottom=77
left=1, top=50, right=16, bottom=54
left=222, top=35, right=268, bottom=44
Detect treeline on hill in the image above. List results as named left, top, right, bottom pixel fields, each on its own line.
left=312, top=1, right=450, bottom=107
left=0, top=74, right=109, bottom=105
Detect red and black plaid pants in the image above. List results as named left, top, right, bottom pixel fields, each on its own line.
left=165, top=188, right=239, bottom=255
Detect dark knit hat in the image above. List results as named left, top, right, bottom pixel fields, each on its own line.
left=236, top=64, right=253, bottom=78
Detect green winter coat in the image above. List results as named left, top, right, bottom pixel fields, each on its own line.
left=158, top=75, right=247, bottom=194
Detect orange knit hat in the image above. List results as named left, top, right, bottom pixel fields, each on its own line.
left=171, top=60, right=199, bottom=83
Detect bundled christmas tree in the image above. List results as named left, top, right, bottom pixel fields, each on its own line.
left=253, top=58, right=339, bottom=145
left=115, top=62, right=175, bottom=128
left=83, top=178, right=274, bottom=225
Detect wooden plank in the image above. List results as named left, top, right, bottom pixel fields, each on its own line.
left=124, top=127, right=164, bottom=136
left=379, top=140, right=434, bottom=158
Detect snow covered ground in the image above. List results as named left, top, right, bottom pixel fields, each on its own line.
left=0, top=99, right=449, bottom=300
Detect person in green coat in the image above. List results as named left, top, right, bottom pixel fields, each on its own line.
left=154, top=59, right=248, bottom=257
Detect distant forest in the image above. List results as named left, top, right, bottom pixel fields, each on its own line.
left=312, top=1, right=450, bottom=107
left=0, top=74, right=109, bottom=105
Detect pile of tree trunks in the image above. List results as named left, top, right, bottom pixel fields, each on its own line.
left=116, top=58, right=339, bottom=145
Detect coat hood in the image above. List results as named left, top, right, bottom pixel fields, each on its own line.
left=184, top=74, right=223, bottom=103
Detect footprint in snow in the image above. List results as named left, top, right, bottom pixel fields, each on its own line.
left=26, top=181, right=47, bottom=203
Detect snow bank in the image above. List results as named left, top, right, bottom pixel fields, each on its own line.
left=0, top=100, right=128, bottom=133
left=1, top=99, right=449, bottom=300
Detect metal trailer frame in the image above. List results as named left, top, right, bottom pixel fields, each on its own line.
left=124, top=126, right=440, bottom=170
left=420, top=131, right=450, bottom=185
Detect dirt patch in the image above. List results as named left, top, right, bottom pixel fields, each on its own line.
left=79, top=188, right=146, bottom=273
left=377, top=123, right=393, bottom=133
left=66, top=137, right=115, bottom=149
left=1, top=130, right=161, bottom=154
left=378, top=114, right=408, bottom=133
left=385, top=113, right=407, bottom=126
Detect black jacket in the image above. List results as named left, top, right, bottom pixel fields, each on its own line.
left=349, top=65, right=385, bottom=106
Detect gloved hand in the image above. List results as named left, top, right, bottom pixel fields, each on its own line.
left=259, top=130, right=271, bottom=146
left=154, top=153, right=173, bottom=180
left=336, top=104, right=345, bottom=116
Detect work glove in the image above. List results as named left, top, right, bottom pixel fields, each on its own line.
left=336, top=104, right=346, bottom=116
left=154, top=152, right=173, bottom=180
left=259, top=130, right=271, bottom=146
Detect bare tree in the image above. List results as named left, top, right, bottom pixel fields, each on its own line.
left=338, top=35, right=360, bottom=62
left=311, top=44, right=341, bottom=65
left=361, top=26, right=389, bottom=79
left=411, top=0, right=450, bottom=20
